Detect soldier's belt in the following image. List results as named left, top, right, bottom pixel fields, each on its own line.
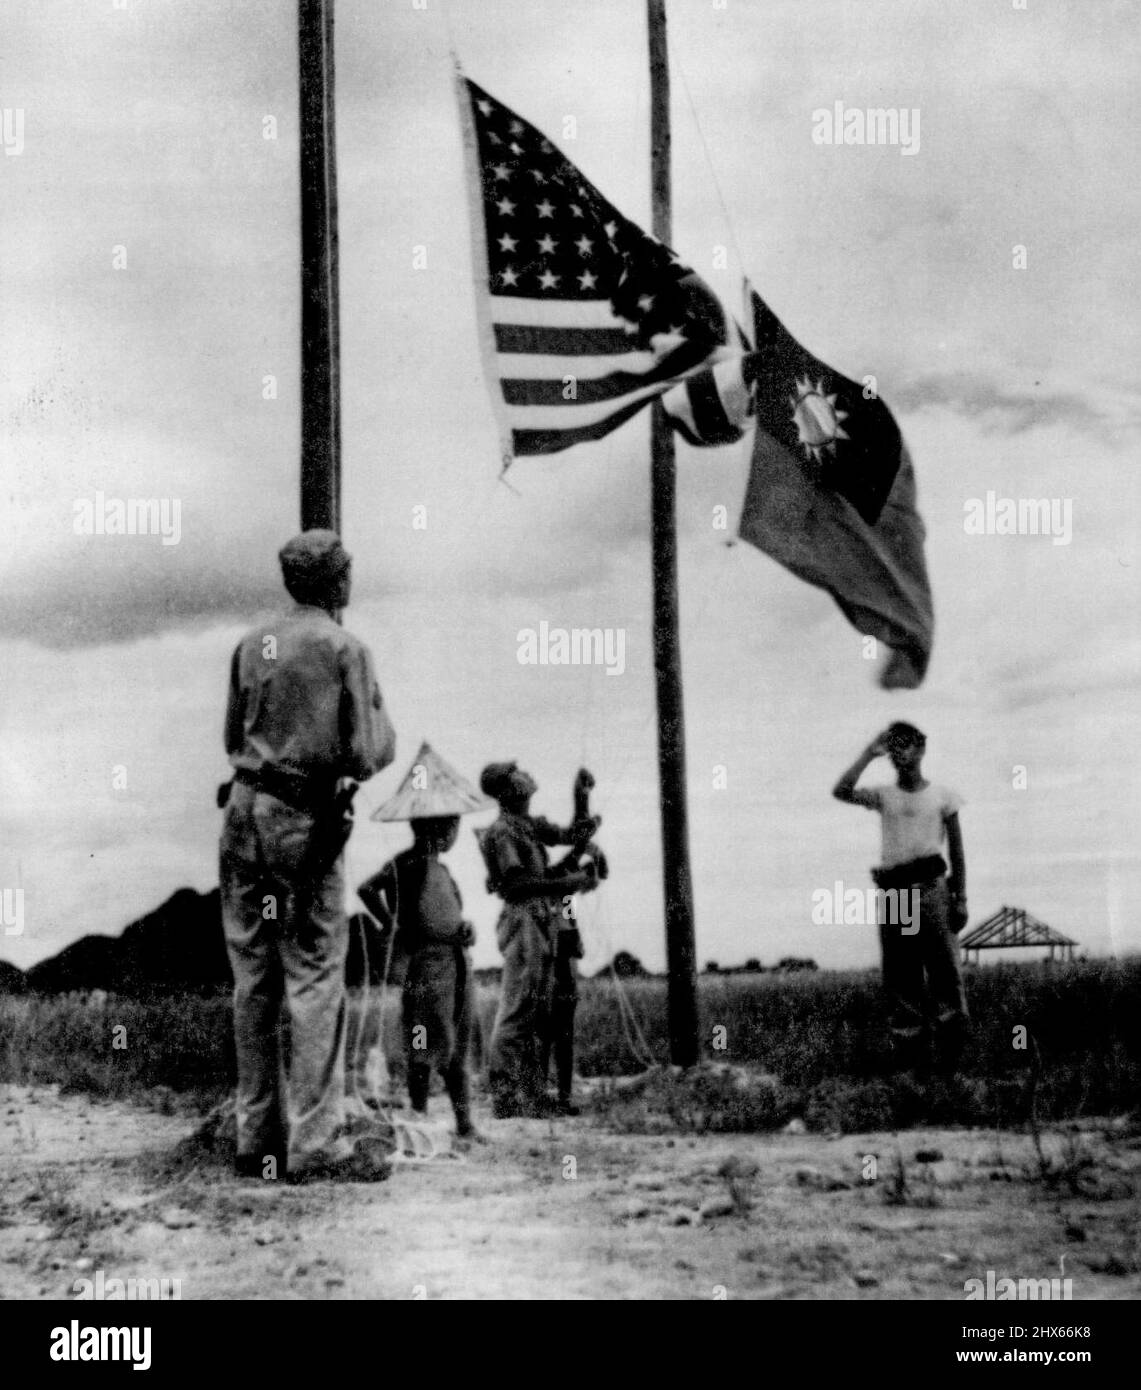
left=233, top=765, right=340, bottom=813
left=871, top=854, right=947, bottom=891
left=405, top=928, right=466, bottom=950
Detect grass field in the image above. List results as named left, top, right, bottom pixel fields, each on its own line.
left=2, top=957, right=1138, bottom=1133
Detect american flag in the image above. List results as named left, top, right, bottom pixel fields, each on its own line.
left=458, top=76, right=732, bottom=465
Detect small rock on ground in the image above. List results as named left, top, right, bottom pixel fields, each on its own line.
left=699, top=1196, right=737, bottom=1220
left=160, top=1207, right=198, bottom=1230
left=615, top=1198, right=651, bottom=1221
left=716, top=1155, right=760, bottom=1180
left=795, top=1165, right=851, bottom=1193
left=664, top=1208, right=696, bottom=1227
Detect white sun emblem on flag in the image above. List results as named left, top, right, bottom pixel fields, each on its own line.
left=789, top=376, right=849, bottom=463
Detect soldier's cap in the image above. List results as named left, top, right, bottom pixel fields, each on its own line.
left=372, top=741, right=493, bottom=822
left=479, top=761, right=520, bottom=801
left=278, top=529, right=351, bottom=585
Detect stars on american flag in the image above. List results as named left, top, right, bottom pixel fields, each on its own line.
left=462, top=76, right=732, bottom=461
left=469, top=78, right=717, bottom=336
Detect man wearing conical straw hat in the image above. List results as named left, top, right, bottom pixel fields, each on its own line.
left=357, top=742, right=491, bottom=1141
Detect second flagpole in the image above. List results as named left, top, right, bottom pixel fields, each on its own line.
left=648, top=0, right=699, bottom=1067
left=298, top=0, right=341, bottom=534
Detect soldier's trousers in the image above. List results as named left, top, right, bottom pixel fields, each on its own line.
left=488, top=903, right=553, bottom=1110
left=540, top=951, right=579, bottom=1101
left=878, top=876, right=968, bottom=1041
left=220, top=781, right=350, bottom=1174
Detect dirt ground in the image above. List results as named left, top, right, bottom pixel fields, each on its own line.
left=2, top=1082, right=1139, bottom=1301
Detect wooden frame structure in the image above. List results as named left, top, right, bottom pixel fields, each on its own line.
left=959, top=905, right=1077, bottom=965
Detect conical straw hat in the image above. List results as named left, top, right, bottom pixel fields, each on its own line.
left=370, top=741, right=493, bottom=822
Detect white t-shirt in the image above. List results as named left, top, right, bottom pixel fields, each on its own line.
left=851, top=782, right=963, bottom=868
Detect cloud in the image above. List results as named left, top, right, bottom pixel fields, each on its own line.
left=2, top=0, right=1138, bottom=978
left=0, top=547, right=280, bottom=650
left=893, top=374, right=1108, bottom=436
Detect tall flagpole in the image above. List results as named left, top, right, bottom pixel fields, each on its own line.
left=298, top=0, right=341, bottom=533
left=648, top=0, right=699, bottom=1067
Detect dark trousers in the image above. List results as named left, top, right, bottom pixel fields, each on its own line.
left=878, top=876, right=968, bottom=1041
left=407, top=1057, right=471, bottom=1126
left=540, top=950, right=579, bottom=1101
left=403, top=944, right=473, bottom=1131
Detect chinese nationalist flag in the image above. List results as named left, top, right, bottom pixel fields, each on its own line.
left=735, top=286, right=933, bottom=689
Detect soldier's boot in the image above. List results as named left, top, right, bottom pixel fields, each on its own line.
left=408, top=1062, right=431, bottom=1115
left=236, top=1148, right=287, bottom=1181
left=931, top=1011, right=968, bottom=1077
left=489, top=1067, right=525, bottom=1119
left=235, top=1108, right=288, bottom=1181
left=445, top=1065, right=483, bottom=1141
left=888, top=1022, right=927, bottom=1074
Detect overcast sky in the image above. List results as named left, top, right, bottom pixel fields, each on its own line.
left=1, top=0, right=1138, bottom=976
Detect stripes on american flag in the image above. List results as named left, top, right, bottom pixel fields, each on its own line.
left=458, top=74, right=731, bottom=466
left=662, top=354, right=757, bottom=448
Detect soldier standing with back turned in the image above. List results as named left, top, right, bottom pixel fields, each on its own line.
left=220, top=530, right=397, bottom=1183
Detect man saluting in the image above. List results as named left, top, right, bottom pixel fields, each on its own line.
left=833, top=721, right=969, bottom=1070
left=220, top=530, right=396, bottom=1182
